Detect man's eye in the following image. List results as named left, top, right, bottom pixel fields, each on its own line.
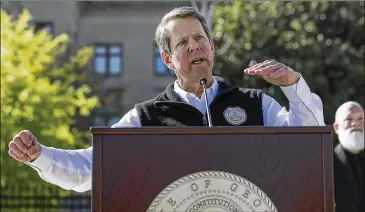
left=177, top=41, right=186, bottom=46
left=196, top=36, right=204, bottom=40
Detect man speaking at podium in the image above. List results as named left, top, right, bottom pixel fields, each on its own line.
left=8, top=7, right=325, bottom=192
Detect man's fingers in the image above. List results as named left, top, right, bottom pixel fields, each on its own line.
left=251, top=60, right=277, bottom=71
left=250, top=59, right=276, bottom=70
left=8, top=149, right=20, bottom=161
left=254, top=64, right=282, bottom=75
left=27, top=144, right=41, bottom=158
left=9, top=145, right=35, bottom=163
left=244, top=60, right=277, bottom=75
left=245, top=60, right=268, bottom=71
left=246, top=63, right=282, bottom=76
left=8, top=142, right=25, bottom=158
left=13, top=137, right=28, bottom=153
left=19, top=130, right=34, bottom=147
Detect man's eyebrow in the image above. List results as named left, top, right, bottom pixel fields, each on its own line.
left=175, top=35, right=188, bottom=42
left=191, top=32, right=203, bottom=36
left=174, top=33, right=205, bottom=45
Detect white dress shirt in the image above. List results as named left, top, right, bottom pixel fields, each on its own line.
left=27, top=75, right=325, bottom=192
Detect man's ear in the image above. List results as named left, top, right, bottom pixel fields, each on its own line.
left=210, top=39, right=215, bottom=56
left=161, top=51, right=174, bottom=70
left=333, top=123, right=339, bottom=134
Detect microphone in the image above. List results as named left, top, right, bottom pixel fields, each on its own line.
left=199, top=77, right=213, bottom=127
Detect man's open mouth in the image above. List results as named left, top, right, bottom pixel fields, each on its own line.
left=191, top=58, right=205, bottom=64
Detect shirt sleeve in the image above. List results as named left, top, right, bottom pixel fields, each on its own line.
left=112, top=108, right=141, bottom=128
left=25, top=145, right=93, bottom=192
left=262, top=74, right=325, bottom=126
left=25, top=108, right=140, bottom=192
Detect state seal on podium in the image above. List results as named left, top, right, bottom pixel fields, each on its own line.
left=147, top=171, right=278, bottom=212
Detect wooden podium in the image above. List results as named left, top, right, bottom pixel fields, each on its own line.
left=91, top=126, right=334, bottom=212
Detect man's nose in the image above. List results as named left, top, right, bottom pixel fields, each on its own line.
left=351, top=119, right=363, bottom=128
left=188, top=40, right=200, bottom=53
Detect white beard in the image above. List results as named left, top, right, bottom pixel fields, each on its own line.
left=338, top=128, right=364, bottom=154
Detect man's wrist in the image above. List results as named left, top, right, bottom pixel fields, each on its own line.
left=281, top=72, right=301, bottom=87
left=25, top=145, right=53, bottom=171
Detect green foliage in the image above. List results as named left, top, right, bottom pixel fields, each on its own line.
left=1, top=9, right=98, bottom=200
left=212, top=1, right=364, bottom=124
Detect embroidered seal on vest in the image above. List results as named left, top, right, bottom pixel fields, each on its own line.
left=147, top=171, right=278, bottom=212
left=223, top=107, right=247, bottom=125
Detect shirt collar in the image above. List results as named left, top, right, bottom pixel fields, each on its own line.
left=174, top=77, right=219, bottom=100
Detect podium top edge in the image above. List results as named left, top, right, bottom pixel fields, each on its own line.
left=89, top=126, right=334, bottom=135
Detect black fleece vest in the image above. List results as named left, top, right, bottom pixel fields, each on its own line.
left=135, top=77, right=264, bottom=126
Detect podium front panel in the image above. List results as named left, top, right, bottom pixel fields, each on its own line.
left=91, top=127, right=334, bottom=212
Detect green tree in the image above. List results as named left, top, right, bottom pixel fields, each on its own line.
left=1, top=9, right=99, bottom=210
left=212, top=1, right=364, bottom=124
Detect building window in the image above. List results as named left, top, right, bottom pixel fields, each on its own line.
left=94, top=44, right=123, bottom=75
left=154, top=46, right=174, bottom=75
left=34, top=22, right=54, bottom=34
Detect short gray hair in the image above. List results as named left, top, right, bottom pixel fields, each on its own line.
left=155, top=6, right=213, bottom=54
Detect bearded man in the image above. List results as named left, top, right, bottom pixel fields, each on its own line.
left=333, top=101, right=364, bottom=212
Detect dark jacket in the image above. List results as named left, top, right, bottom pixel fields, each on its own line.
left=333, top=144, right=364, bottom=212
left=135, top=77, right=264, bottom=126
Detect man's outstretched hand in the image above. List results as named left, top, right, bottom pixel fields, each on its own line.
left=244, top=60, right=300, bottom=86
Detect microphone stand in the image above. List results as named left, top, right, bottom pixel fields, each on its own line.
left=199, top=77, right=213, bottom=127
